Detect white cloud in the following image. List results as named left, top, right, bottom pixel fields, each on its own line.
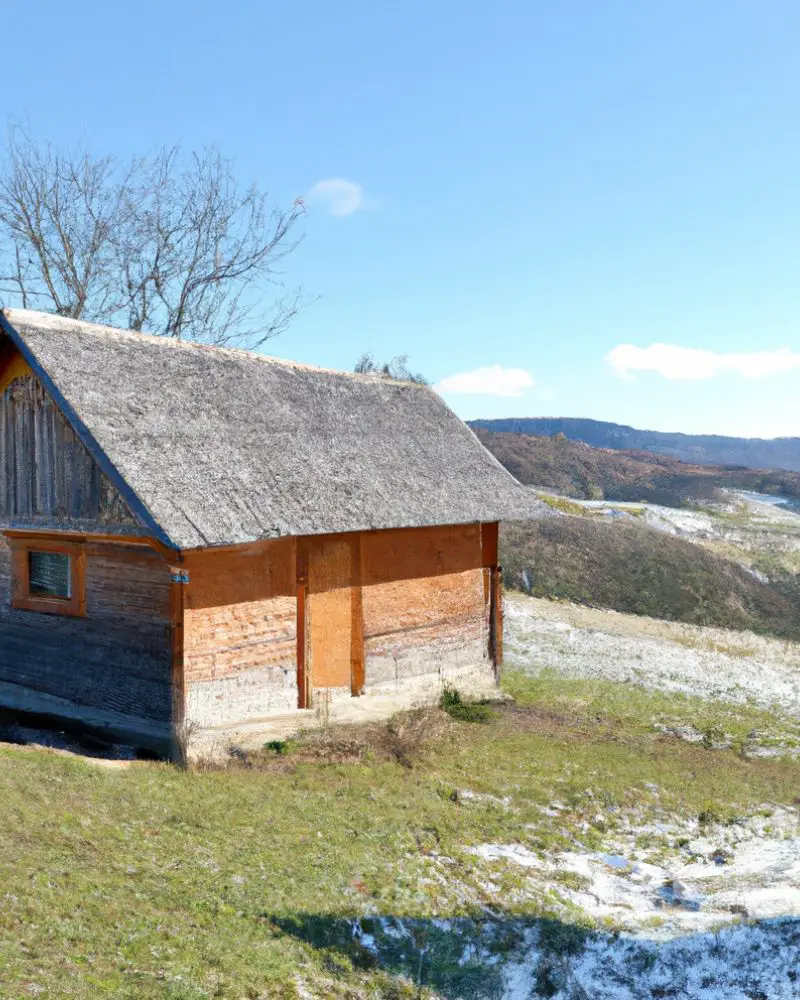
left=607, top=343, right=800, bottom=381
left=306, top=178, right=365, bottom=216
left=434, top=365, right=536, bottom=397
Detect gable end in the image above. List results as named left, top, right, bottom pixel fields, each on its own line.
left=0, top=359, right=144, bottom=535
left=0, top=317, right=174, bottom=548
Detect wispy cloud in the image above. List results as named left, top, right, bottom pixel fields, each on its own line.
left=306, top=178, right=365, bottom=216
left=434, top=365, right=536, bottom=397
left=607, top=343, right=800, bottom=381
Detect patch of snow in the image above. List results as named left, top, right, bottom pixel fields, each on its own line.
left=350, top=913, right=800, bottom=999
left=505, top=593, right=800, bottom=715
left=470, top=843, right=543, bottom=868
left=459, top=789, right=514, bottom=809
left=469, top=806, right=800, bottom=935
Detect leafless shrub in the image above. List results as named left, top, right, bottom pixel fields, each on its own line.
left=354, top=352, right=428, bottom=384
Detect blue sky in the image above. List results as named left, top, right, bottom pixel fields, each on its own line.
left=3, top=1, right=800, bottom=437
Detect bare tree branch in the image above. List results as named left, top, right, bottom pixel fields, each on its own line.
left=354, top=353, right=428, bottom=384
left=0, top=128, right=307, bottom=348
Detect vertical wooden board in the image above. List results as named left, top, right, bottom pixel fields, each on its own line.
left=481, top=522, right=499, bottom=567
left=308, top=536, right=353, bottom=690
left=493, top=566, right=504, bottom=674
left=351, top=534, right=364, bottom=695
left=0, top=374, right=139, bottom=530
left=170, top=566, right=186, bottom=725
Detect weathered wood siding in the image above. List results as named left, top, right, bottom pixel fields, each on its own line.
left=182, top=538, right=298, bottom=727
left=0, top=535, right=173, bottom=728
left=0, top=374, right=140, bottom=534
left=360, top=524, right=492, bottom=693
left=180, top=524, right=496, bottom=727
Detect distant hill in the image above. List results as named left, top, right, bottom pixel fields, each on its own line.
left=471, top=417, right=800, bottom=472
left=501, top=517, right=800, bottom=642
left=475, top=428, right=800, bottom=504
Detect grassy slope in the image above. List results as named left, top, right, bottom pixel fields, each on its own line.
left=475, top=428, right=800, bottom=505
left=1, top=676, right=799, bottom=999
left=501, top=516, right=800, bottom=641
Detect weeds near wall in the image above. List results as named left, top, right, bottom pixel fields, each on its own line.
left=441, top=685, right=493, bottom=724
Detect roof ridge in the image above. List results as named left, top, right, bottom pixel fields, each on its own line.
left=1, top=307, right=428, bottom=389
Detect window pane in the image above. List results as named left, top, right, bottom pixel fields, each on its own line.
left=29, top=551, right=71, bottom=599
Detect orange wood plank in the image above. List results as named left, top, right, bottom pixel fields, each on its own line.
left=0, top=344, right=31, bottom=396
left=308, top=536, right=353, bottom=690
left=296, top=539, right=309, bottom=708
left=481, top=521, right=499, bottom=567
left=350, top=534, right=364, bottom=696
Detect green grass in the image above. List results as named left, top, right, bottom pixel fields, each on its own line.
left=535, top=493, right=594, bottom=517
left=0, top=673, right=798, bottom=998
left=440, top=684, right=493, bottom=723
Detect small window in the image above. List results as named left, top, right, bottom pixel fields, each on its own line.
left=8, top=538, right=85, bottom=617
left=29, top=551, right=72, bottom=599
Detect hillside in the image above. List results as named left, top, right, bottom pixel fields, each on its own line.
left=472, top=417, right=800, bottom=471
left=476, top=427, right=800, bottom=505
left=501, top=515, right=800, bottom=641
left=2, top=670, right=800, bottom=999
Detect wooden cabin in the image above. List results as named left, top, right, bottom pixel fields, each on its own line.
left=0, top=309, right=544, bottom=756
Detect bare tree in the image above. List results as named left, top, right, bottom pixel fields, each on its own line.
left=0, top=128, right=306, bottom=348
left=354, top=352, right=428, bottom=384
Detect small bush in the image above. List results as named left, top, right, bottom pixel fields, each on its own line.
left=701, top=726, right=726, bottom=749
left=698, top=806, right=722, bottom=827
left=441, top=686, right=493, bottom=724
left=553, top=870, right=592, bottom=892
left=264, top=739, right=295, bottom=755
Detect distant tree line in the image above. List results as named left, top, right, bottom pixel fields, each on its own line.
left=353, top=353, right=427, bottom=384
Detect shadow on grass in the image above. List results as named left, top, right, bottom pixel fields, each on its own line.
left=268, top=913, right=800, bottom=999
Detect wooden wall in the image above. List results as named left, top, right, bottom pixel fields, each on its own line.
left=181, top=537, right=299, bottom=727
left=360, top=523, right=491, bottom=692
left=0, top=535, right=173, bottom=728
left=0, top=373, right=141, bottom=534
left=180, top=522, right=498, bottom=727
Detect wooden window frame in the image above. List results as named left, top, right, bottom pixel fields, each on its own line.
left=9, top=537, right=87, bottom=617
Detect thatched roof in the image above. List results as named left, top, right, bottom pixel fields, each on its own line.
left=0, top=309, right=546, bottom=550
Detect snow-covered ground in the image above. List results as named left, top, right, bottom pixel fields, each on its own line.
left=344, top=781, right=800, bottom=997
left=472, top=806, right=800, bottom=933
left=576, top=489, right=800, bottom=568
left=440, top=576, right=800, bottom=998
left=505, top=592, right=800, bottom=715
left=343, top=913, right=800, bottom=999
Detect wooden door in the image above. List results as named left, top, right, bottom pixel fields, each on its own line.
left=306, top=536, right=363, bottom=700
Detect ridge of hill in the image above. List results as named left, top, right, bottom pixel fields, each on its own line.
left=501, top=515, right=800, bottom=642
left=471, top=417, right=800, bottom=472
left=475, top=427, right=800, bottom=505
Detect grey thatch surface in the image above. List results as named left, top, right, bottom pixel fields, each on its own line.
left=1, top=309, right=547, bottom=549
